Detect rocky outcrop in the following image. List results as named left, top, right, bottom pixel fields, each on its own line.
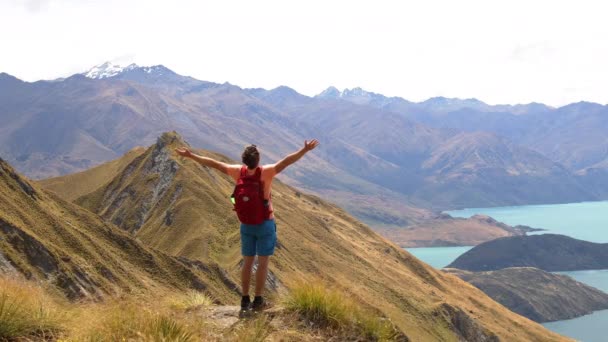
left=448, top=234, right=608, bottom=272
left=78, top=133, right=182, bottom=233
left=435, top=303, right=499, bottom=342
left=445, top=267, right=608, bottom=322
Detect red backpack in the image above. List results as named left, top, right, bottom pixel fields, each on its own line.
left=231, top=166, right=269, bottom=225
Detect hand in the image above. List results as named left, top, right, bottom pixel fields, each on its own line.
left=175, top=147, right=193, bottom=158
left=303, top=139, right=319, bottom=152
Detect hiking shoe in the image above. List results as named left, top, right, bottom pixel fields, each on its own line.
left=240, top=295, right=251, bottom=311
left=251, top=296, right=269, bottom=312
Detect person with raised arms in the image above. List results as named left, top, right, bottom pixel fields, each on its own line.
left=175, top=139, right=319, bottom=312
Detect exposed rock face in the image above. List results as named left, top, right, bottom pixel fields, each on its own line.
left=0, top=251, right=16, bottom=274
left=448, top=234, right=608, bottom=272
left=0, top=158, right=37, bottom=199
left=435, top=303, right=499, bottom=342
left=0, top=216, right=103, bottom=299
left=78, top=132, right=181, bottom=233
left=445, top=267, right=608, bottom=322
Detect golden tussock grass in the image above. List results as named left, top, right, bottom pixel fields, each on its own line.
left=284, top=281, right=401, bottom=341
left=70, top=304, right=198, bottom=341
left=168, top=290, right=214, bottom=311
left=0, top=275, right=217, bottom=341
left=0, top=276, right=66, bottom=340
left=229, top=314, right=273, bottom=342
left=66, top=294, right=215, bottom=342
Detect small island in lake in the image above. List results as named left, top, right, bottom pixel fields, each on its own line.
left=448, top=234, right=608, bottom=272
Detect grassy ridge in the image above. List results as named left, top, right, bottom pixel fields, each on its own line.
left=35, top=132, right=569, bottom=341
left=0, top=156, right=237, bottom=303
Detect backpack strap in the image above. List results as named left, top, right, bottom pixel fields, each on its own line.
left=240, top=166, right=263, bottom=180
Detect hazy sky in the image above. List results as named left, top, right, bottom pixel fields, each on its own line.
left=1, top=0, right=607, bottom=106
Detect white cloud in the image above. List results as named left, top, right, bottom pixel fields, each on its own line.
left=0, top=0, right=607, bottom=106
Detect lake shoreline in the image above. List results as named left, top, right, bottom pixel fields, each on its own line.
left=409, top=201, right=608, bottom=342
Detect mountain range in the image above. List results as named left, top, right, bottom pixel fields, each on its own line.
left=326, top=86, right=608, bottom=178
left=2, top=62, right=607, bottom=232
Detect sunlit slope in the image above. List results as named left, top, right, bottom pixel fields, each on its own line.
left=39, top=146, right=146, bottom=201
left=45, top=132, right=567, bottom=341
left=0, top=157, right=237, bottom=302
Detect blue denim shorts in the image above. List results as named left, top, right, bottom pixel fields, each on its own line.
left=240, top=219, right=277, bottom=256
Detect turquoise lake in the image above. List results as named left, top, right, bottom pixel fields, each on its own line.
left=406, top=201, right=608, bottom=342
left=446, top=201, right=608, bottom=243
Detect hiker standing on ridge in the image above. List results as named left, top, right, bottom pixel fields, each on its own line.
left=175, top=140, right=319, bottom=312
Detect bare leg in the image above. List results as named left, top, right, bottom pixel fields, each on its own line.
left=241, top=256, right=255, bottom=296
left=255, top=256, right=270, bottom=296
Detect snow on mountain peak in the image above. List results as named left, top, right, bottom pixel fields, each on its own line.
left=83, top=62, right=172, bottom=79
left=83, top=62, right=138, bottom=79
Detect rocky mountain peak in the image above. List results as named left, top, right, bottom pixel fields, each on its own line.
left=341, top=87, right=371, bottom=97
left=156, top=131, right=188, bottom=150
left=83, top=62, right=138, bottom=79
left=316, top=86, right=341, bottom=98
left=0, top=72, right=20, bottom=81
left=83, top=62, right=174, bottom=80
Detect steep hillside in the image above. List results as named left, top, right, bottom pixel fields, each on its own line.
left=39, top=146, right=145, bottom=201
left=448, top=234, right=608, bottom=272
left=41, top=132, right=568, bottom=341
left=415, top=132, right=593, bottom=208
left=445, top=267, right=608, bottom=323
left=378, top=215, right=539, bottom=248
left=0, top=158, right=237, bottom=301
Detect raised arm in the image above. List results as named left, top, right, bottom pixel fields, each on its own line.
left=274, top=139, right=319, bottom=174
left=175, top=147, right=236, bottom=175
